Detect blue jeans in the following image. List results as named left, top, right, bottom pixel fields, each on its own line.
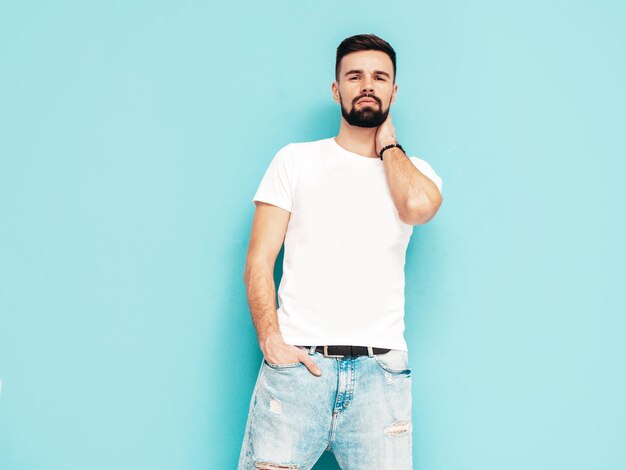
left=238, top=346, right=413, bottom=469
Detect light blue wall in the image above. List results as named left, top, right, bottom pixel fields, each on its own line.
left=1, top=1, right=625, bottom=469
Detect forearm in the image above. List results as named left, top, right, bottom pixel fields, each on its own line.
left=244, top=264, right=283, bottom=348
left=382, top=147, right=441, bottom=224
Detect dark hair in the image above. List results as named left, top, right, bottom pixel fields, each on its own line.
left=335, top=34, right=397, bottom=83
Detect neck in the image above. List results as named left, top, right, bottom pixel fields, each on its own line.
left=334, top=118, right=379, bottom=159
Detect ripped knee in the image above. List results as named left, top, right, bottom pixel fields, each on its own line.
left=254, top=461, right=299, bottom=469
left=384, top=419, right=411, bottom=436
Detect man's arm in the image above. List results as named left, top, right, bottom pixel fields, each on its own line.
left=375, top=113, right=443, bottom=225
left=243, top=201, right=321, bottom=376
left=382, top=147, right=442, bottom=225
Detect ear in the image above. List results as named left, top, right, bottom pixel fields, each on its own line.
left=390, top=82, right=398, bottom=105
left=331, top=80, right=340, bottom=104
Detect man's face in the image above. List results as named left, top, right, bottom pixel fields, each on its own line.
left=332, top=50, right=398, bottom=128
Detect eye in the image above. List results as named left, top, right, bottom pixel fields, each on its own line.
left=349, top=76, right=359, bottom=80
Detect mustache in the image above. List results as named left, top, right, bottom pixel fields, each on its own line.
left=354, top=94, right=381, bottom=106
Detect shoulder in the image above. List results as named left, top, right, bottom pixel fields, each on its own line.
left=282, top=137, right=330, bottom=152
left=275, top=138, right=331, bottom=161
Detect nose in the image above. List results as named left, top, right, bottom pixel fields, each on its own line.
left=361, top=77, right=374, bottom=94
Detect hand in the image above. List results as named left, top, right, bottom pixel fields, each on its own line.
left=375, top=113, right=398, bottom=156
left=261, top=333, right=322, bottom=376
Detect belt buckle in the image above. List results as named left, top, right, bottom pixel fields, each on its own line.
left=323, top=345, right=344, bottom=358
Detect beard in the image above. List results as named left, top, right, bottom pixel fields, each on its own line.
left=340, top=93, right=390, bottom=128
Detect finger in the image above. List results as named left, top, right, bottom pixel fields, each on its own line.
left=300, top=354, right=322, bottom=376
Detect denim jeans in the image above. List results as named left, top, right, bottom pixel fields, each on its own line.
left=238, top=346, right=413, bottom=469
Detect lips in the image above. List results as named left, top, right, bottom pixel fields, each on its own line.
left=357, top=98, right=378, bottom=105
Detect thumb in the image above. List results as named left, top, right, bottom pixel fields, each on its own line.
left=300, top=354, right=322, bottom=376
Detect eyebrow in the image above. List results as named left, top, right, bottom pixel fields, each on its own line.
left=344, top=69, right=391, bottom=78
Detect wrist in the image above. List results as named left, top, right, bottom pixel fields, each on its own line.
left=377, top=139, right=397, bottom=153
left=379, top=142, right=405, bottom=160
left=259, top=331, right=284, bottom=352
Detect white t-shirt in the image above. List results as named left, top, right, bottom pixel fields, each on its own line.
left=252, top=137, right=443, bottom=351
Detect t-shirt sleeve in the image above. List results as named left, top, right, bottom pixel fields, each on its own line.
left=409, top=156, right=443, bottom=194
left=252, top=144, right=295, bottom=212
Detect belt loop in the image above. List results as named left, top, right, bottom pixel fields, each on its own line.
left=367, top=346, right=374, bottom=357
left=308, top=345, right=316, bottom=355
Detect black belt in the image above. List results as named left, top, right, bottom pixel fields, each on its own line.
left=298, top=345, right=391, bottom=358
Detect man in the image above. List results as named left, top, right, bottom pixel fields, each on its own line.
left=238, top=34, right=443, bottom=469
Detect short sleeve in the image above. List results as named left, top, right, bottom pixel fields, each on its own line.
left=409, top=156, right=443, bottom=194
left=252, top=144, right=294, bottom=212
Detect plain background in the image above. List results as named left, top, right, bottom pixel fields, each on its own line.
left=1, top=1, right=625, bottom=469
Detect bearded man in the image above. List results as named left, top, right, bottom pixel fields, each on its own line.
left=238, top=33, right=444, bottom=470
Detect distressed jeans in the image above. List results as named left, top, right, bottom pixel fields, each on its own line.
left=237, top=346, right=413, bottom=469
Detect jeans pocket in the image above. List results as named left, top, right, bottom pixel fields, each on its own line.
left=373, top=349, right=412, bottom=375
left=263, top=358, right=303, bottom=369
left=262, top=346, right=312, bottom=370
